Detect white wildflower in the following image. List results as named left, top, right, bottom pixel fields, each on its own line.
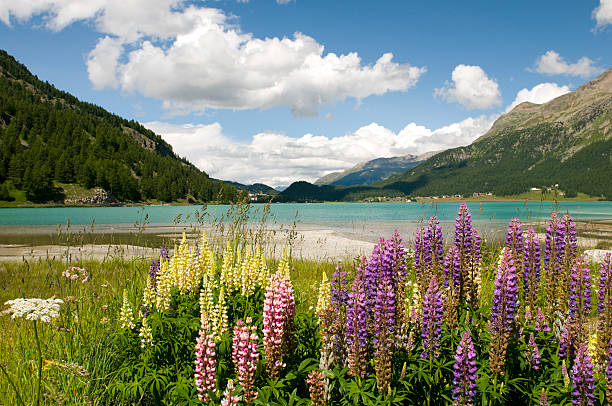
left=3, top=298, right=63, bottom=323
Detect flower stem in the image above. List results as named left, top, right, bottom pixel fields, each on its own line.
left=0, top=362, right=26, bottom=406
left=33, top=320, right=42, bottom=406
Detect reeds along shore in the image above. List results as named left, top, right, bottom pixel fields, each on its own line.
left=1, top=202, right=612, bottom=405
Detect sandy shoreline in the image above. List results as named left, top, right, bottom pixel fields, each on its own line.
left=0, top=227, right=378, bottom=262
left=0, top=219, right=610, bottom=263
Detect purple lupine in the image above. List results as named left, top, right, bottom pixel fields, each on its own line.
left=571, top=343, right=596, bottom=406
left=414, top=227, right=430, bottom=281
left=160, top=245, right=170, bottom=261
left=454, top=202, right=473, bottom=257
left=490, top=249, right=519, bottom=336
left=373, top=276, right=395, bottom=392
left=365, top=239, right=386, bottom=304
left=331, top=265, right=349, bottom=314
left=543, top=213, right=564, bottom=304
left=489, top=249, right=518, bottom=375
left=384, top=230, right=407, bottom=288
left=525, top=333, right=541, bottom=371
left=346, top=267, right=368, bottom=378
left=330, top=264, right=348, bottom=366
left=426, top=215, right=444, bottom=271
left=561, top=214, right=578, bottom=268
left=540, top=389, right=549, bottom=406
left=568, top=257, right=591, bottom=325
left=606, top=338, right=612, bottom=401
left=421, top=276, right=443, bottom=360
left=148, top=258, right=160, bottom=289
left=505, top=218, right=524, bottom=262
left=523, top=226, right=541, bottom=309
left=454, top=202, right=475, bottom=303
left=443, top=245, right=461, bottom=290
left=452, top=330, right=477, bottom=405
left=535, top=307, right=551, bottom=332
left=598, top=253, right=612, bottom=314
left=559, top=319, right=570, bottom=358
left=599, top=254, right=612, bottom=366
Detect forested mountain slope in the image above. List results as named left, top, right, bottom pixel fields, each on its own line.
left=0, top=50, right=237, bottom=203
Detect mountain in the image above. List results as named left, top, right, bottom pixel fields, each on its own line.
left=0, top=50, right=238, bottom=204
left=278, top=67, right=612, bottom=201
left=314, top=151, right=439, bottom=186
left=217, top=180, right=279, bottom=195
left=379, top=66, right=612, bottom=198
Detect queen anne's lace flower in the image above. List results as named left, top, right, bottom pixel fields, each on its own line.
left=3, top=298, right=63, bottom=323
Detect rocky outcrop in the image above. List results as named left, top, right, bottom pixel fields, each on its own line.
left=64, top=188, right=116, bottom=205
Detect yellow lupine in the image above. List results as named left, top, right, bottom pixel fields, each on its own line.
left=277, top=249, right=291, bottom=278
left=199, top=276, right=215, bottom=324
left=587, top=331, right=602, bottom=372
left=404, top=280, right=421, bottom=325
left=142, top=277, right=155, bottom=309
left=119, top=290, right=135, bottom=329
left=315, top=271, right=331, bottom=318
left=139, top=317, right=153, bottom=348
left=220, top=242, right=235, bottom=292
left=256, top=244, right=270, bottom=288
left=211, top=287, right=228, bottom=339
left=155, top=259, right=172, bottom=311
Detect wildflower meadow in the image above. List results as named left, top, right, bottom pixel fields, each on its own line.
left=2, top=202, right=612, bottom=405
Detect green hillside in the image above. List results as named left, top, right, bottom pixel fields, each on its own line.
left=277, top=67, right=612, bottom=202
left=380, top=67, right=612, bottom=198
left=0, top=50, right=238, bottom=204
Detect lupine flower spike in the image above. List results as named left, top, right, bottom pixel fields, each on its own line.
left=598, top=254, right=612, bottom=364
left=489, top=249, right=518, bottom=375
left=139, top=317, right=153, bottom=348
left=119, top=290, right=135, bottom=329
left=525, top=333, right=541, bottom=371
left=540, top=388, right=549, bottom=406
left=307, top=370, right=326, bottom=406
left=452, top=330, right=477, bottom=405
left=195, top=322, right=217, bottom=402
left=263, top=270, right=295, bottom=378
left=232, top=317, right=259, bottom=403
left=221, top=379, right=239, bottom=406
left=421, top=276, right=443, bottom=360
left=346, top=265, right=368, bottom=378
left=571, top=342, right=596, bottom=406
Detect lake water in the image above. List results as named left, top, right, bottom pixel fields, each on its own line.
left=1, top=201, right=611, bottom=226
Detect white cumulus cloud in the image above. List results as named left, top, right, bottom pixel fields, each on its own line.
left=144, top=115, right=497, bottom=187
left=533, top=50, right=603, bottom=78
left=594, top=0, right=612, bottom=28
left=505, top=82, right=570, bottom=112
left=0, top=0, right=425, bottom=117
left=434, top=65, right=502, bottom=110
left=86, top=36, right=123, bottom=90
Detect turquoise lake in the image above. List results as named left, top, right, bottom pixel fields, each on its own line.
left=1, top=201, right=612, bottom=226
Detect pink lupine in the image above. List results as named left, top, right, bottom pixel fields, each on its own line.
left=263, top=271, right=295, bottom=378
left=232, top=317, right=259, bottom=403
left=195, top=327, right=217, bottom=402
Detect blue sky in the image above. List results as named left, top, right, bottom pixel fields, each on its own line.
left=1, top=0, right=611, bottom=187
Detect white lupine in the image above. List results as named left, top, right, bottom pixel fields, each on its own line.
left=4, top=298, right=63, bottom=323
